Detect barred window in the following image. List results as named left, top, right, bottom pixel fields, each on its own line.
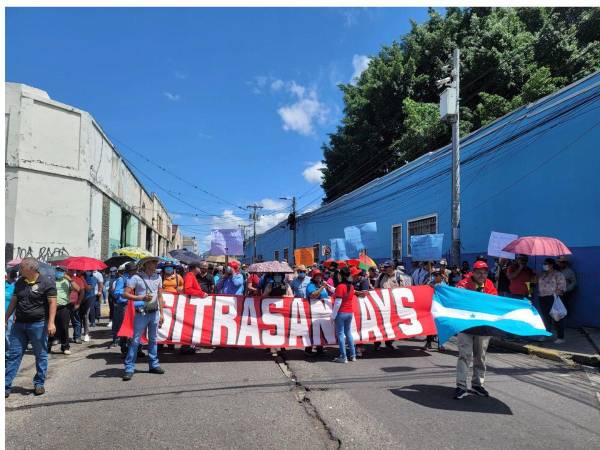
left=407, top=214, right=437, bottom=255
left=313, top=243, right=320, bottom=263
left=274, top=250, right=280, bottom=261
left=283, top=248, right=289, bottom=262
left=392, top=225, right=402, bottom=260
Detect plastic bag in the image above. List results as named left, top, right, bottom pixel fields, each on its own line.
left=550, top=294, right=567, bottom=321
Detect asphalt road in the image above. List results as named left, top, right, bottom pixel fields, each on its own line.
left=5, top=326, right=600, bottom=450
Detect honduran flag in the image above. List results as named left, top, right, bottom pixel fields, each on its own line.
left=432, top=285, right=551, bottom=345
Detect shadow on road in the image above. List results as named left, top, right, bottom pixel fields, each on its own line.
left=390, top=385, right=513, bottom=414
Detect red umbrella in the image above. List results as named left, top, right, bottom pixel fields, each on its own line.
left=323, top=258, right=336, bottom=268
left=56, top=256, right=107, bottom=271
left=502, top=236, right=572, bottom=256
left=346, top=259, right=360, bottom=268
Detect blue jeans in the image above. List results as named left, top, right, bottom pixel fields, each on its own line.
left=5, top=320, right=48, bottom=392
left=124, top=310, right=160, bottom=373
left=5, top=314, right=14, bottom=351
left=69, top=304, right=81, bottom=340
left=335, top=312, right=356, bottom=360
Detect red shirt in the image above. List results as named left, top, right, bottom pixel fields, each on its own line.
left=247, top=273, right=261, bottom=295
left=69, top=275, right=86, bottom=304
left=334, top=283, right=356, bottom=313
left=183, top=272, right=206, bottom=297
left=507, top=266, right=534, bottom=296
left=456, top=276, right=498, bottom=295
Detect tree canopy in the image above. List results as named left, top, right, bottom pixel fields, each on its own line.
left=320, top=7, right=600, bottom=203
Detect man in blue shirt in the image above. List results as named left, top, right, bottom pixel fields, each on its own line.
left=290, top=265, right=311, bottom=298
left=216, top=262, right=245, bottom=295
left=81, top=271, right=97, bottom=342
left=110, top=262, right=138, bottom=355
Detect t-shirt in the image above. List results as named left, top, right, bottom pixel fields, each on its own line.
left=507, top=266, right=534, bottom=296
left=127, top=272, right=163, bottom=308
left=196, top=273, right=215, bottom=294
left=334, top=283, right=356, bottom=314
left=5, top=281, right=15, bottom=312
left=306, top=282, right=329, bottom=300
left=13, top=274, right=57, bottom=323
left=162, top=274, right=183, bottom=294
left=84, top=274, right=98, bottom=299
left=290, top=277, right=311, bottom=298
left=69, top=275, right=86, bottom=304
left=55, top=278, right=71, bottom=306
left=247, top=273, right=261, bottom=295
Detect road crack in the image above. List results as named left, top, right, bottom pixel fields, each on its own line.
left=271, top=350, right=341, bottom=450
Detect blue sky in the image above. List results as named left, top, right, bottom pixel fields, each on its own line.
left=6, top=7, right=434, bottom=251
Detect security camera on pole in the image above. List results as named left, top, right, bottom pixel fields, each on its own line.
left=438, top=48, right=461, bottom=267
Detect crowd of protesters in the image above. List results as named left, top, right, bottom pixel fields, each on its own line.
left=4, top=252, right=577, bottom=398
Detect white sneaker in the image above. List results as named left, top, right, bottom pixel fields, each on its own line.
left=107, top=321, right=112, bottom=328
left=554, top=338, right=565, bottom=344
left=83, top=334, right=90, bottom=342
left=63, top=349, right=72, bottom=355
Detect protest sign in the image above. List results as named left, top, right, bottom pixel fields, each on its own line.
left=330, top=238, right=349, bottom=260
left=210, top=229, right=244, bottom=256
left=294, top=247, right=315, bottom=266
left=344, top=222, right=377, bottom=257
left=488, top=231, right=518, bottom=259
left=118, top=287, right=436, bottom=347
left=410, top=233, right=444, bottom=261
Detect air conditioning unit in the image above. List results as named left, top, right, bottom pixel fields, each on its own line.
left=440, top=87, right=457, bottom=120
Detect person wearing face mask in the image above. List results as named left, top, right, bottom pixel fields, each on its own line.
left=453, top=261, right=498, bottom=400
left=162, top=264, right=183, bottom=295
left=216, top=261, right=245, bottom=295
left=322, top=270, right=335, bottom=288
left=49, top=267, right=75, bottom=355
left=111, top=262, right=143, bottom=356
left=80, top=270, right=98, bottom=342
left=537, top=258, right=567, bottom=343
left=262, top=272, right=292, bottom=297
left=290, top=265, right=311, bottom=298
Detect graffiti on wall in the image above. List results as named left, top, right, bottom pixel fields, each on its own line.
left=15, top=246, right=70, bottom=262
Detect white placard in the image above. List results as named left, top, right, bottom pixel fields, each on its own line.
left=488, top=231, right=518, bottom=259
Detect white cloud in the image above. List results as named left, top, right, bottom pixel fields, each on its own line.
left=163, top=92, right=181, bottom=101
left=288, top=81, right=306, bottom=98
left=256, top=212, right=289, bottom=234
left=260, top=198, right=288, bottom=211
left=302, top=161, right=326, bottom=184
left=270, top=79, right=284, bottom=91
left=351, top=55, right=371, bottom=83
left=278, top=89, right=329, bottom=136
left=248, top=75, right=269, bottom=94
left=197, top=131, right=213, bottom=140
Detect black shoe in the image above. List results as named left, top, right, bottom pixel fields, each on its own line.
left=122, top=372, right=134, bottom=381
left=34, top=386, right=45, bottom=396
left=304, top=347, right=314, bottom=357
left=149, top=367, right=165, bottom=375
left=385, top=342, right=395, bottom=350
left=471, top=386, right=489, bottom=397
left=454, top=387, right=468, bottom=400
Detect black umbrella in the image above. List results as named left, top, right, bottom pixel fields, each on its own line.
left=104, top=255, right=134, bottom=268
left=169, top=249, right=203, bottom=265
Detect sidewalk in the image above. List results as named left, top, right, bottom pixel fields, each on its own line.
left=491, top=327, right=600, bottom=367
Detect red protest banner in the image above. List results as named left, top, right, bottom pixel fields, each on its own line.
left=118, top=286, right=436, bottom=348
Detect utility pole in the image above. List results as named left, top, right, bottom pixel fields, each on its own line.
left=247, top=204, right=263, bottom=262
left=438, top=48, right=461, bottom=266
left=281, top=196, right=297, bottom=261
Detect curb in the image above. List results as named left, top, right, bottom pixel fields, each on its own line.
left=490, top=338, right=600, bottom=367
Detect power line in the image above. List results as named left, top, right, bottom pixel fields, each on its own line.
left=108, top=134, right=247, bottom=212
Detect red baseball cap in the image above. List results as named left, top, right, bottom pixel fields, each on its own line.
left=473, top=261, right=488, bottom=270
left=228, top=261, right=240, bottom=270
left=350, top=267, right=362, bottom=277
left=311, top=269, right=322, bottom=277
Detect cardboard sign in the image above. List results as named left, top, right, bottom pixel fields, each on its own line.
left=487, top=231, right=518, bottom=259
left=294, top=247, right=315, bottom=266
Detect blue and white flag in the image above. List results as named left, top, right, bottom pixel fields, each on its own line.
left=432, top=285, right=551, bottom=345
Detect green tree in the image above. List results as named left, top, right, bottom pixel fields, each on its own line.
left=321, top=7, right=600, bottom=203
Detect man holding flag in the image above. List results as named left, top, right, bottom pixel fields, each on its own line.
left=454, top=261, right=497, bottom=399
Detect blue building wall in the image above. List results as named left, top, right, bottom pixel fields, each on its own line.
left=248, top=72, right=600, bottom=327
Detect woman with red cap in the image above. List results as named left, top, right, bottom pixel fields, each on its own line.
left=216, top=261, right=245, bottom=295
left=305, top=269, right=335, bottom=357
left=331, top=267, right=358, bottom=363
